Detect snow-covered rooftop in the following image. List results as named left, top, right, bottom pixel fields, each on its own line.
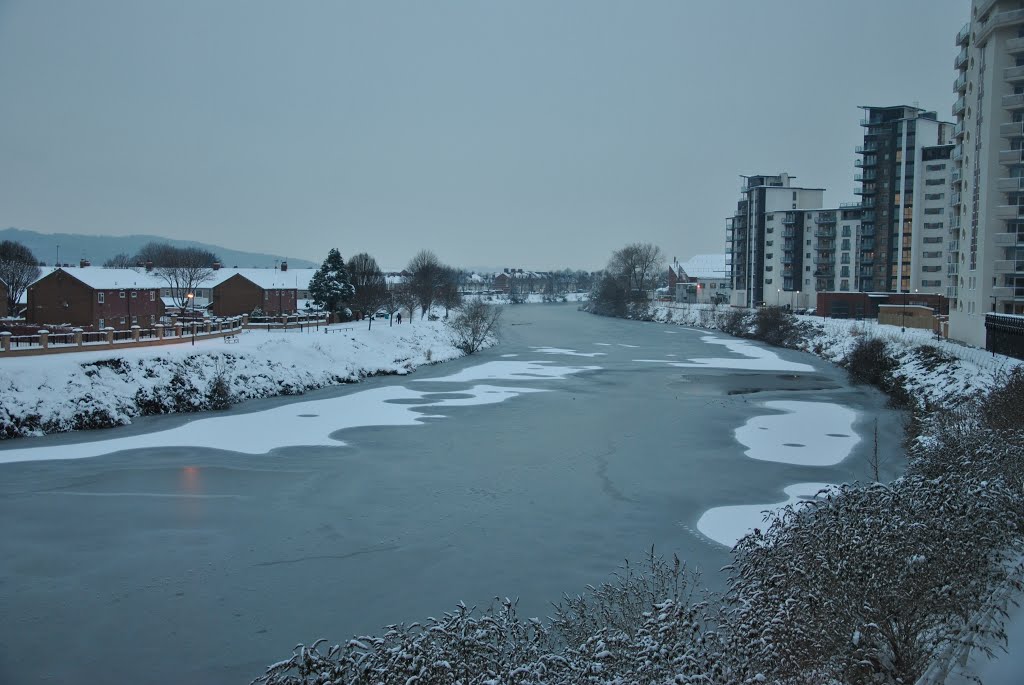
left=45, top=267, right=162, bottom=290
left=675, top=254, right=728, bottom=280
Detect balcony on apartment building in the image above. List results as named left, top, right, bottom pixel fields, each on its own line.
left=953, top=122, right=966, bottom=140
left=951, top=168, right=962, bottom=183
left=860, top=198, right=876, bottom=208
left=1000, top=121, right=1024, bottom=138
left=782, top=213, right=798, bottom=225
left=995, top=232, right=1024, bottom=246
left=855, top=143, right=879, bottom=154
left=1009, top=36, right=1024, bottom=54
left=999, top=149, right=1024, bottom=164
left=955, top=47, right=968, bottom=71
left=954, top=97, right=967, bottom=117
left=995, top=204, right=1024, bottom=219
left=816, top=212, right=837, bottom=223
left=994, top=260, right=1024, bottom=274
left=1007, top=65, right=1024, bottom=83
left=1002, top=93, right=1024, bottom=110
left=953, top=146, right=964, bottom=162
left=997, top=177, right=1024, bottom=192
left=954, top=73, right=969, bottom=94
left=951, top=216, right=962, bottom=230
left=950, top=191, right=963, bottom=205
left=956, top=21, right=970, bottom=46
left=814, top=227, right=836, bottom=238
left=976, top=8, right=1024, bottom=45
left=855, top=184, right=877, bottom=196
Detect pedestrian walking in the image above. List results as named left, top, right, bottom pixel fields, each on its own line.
left=396, top=312, right=402, bottom=325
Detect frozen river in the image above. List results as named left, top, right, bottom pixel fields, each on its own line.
left=0, top=304, right=904, bottom=684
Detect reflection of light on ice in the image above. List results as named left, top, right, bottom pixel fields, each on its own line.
left=736, top=401, right=860, bottom=466
left=528, top=347, right=605, bottom=358
left=640, top=335, right=815, bottom=372
left=697, top=483, right=837, bottom=547
left=0, top=384, right=549, bottom=464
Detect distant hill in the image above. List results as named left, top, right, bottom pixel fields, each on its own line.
left=0, top=227, right=317, bottom=269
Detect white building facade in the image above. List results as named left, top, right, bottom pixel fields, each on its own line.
left=949, top=2, right=1024, bottom=347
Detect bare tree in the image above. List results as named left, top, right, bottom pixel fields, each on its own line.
left=103, top=253, right=136, bottom=268
left=348, top=252, right=389, bottom=329
left=436, top=267, right=463, bottom=318
left=137, top=244, right=218, bottom=307
left=406, top=249, right=446, bottom=318
left=0, top=240, right=41, bottom=315
left=607, top=243, right=664, bottom=297
left=448, top=300, right=502, bottom=353
left=393, top=283, right=418, bottom=323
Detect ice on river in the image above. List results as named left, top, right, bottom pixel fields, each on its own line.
left=414, top=360, right=601, bottom=383
left=0, top=360, right=600, bottom=465
left=0, top=384, right=546, bottom=464
left=697, top=483, right=837, bottom=547
left=529, top=347, right=606, bottom=358
left=736, top=401, right=860, bottom=466
left=637, top=335, right=815, bottom=372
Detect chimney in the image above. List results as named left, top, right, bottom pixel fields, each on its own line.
left=79, top=259, right=90, bottom=268
left=212, top=261, right=221, bottom=270
left=280, top=261, right=288, bottom=272
left=145, top=261, right=154, bottom=272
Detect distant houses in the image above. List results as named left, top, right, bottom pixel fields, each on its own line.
left=667, top=255, right=731, bottom=304
left=211, top=272, right=296, bottom=317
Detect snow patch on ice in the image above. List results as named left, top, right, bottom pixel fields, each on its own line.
left=697, top=483, right=837, bottom=547
left=416, top=360, right=600, bottom=383
left=736, top=401, right=859, bottom=466
left=529, top=347, right=606, bottom=358
left=0, top=384, right=547, bottom=464
left=666, top=336, right=815, bottom=372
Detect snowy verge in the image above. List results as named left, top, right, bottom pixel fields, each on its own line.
left=0, top=321, right=472, bottom=440
left=650, top=303, right=1021, bottom=409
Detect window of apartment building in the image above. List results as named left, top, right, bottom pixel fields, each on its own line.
left=924, top=207, right=944, bottom=215
left=131, top=291, right=137, bottom=299
left=805, top=279, right=810, bottom=286
left=150, top=315, right=155, bottom=324
left=806, top=239, right=811, bottom=245
left=765, top=278, right=773, bottom=284
left=765, top=265, right=773, bottom=271
left=792, top=192, right=797, bottom=201
left=923, top=251, right=942, bottom=258
left=131, top=316, right=138, bottom=325
left=842, top=226, right=851, bottom=237
left=766, top=227, right=774, bottom=233
left=923, top=266, right=942, bottom=272
left=840, top=280, right=849, bottom=291
left=805, top=266, right=811, bottom=272
left=841, top=239, right=851, bottom=251
left=766, top=213, right=774, bottom=220
left=924, top=236, right=943, bottom=243
left=925, top=178, right=945, bottom=185
left=922, top=279, right=942, bottom=287
left=120, top=317, right=126, bottom=325
left=766, top=253, right=773, bottom=259
left=149, top=292, right=155, bottom=301
left=766, top=240, right=773, bottom=247
left=925, top=193, right=945, bottom=200
left=98, top=318, right=105, bottom=329
left=806, top=253, right=811, bottom=258
left=97, top=292, right=105, bottom=304
left=119, top=291, right=125, bottom=299
left=841, top=266, right=850, bottom=277
left=925, top=163, right=946, bottom=171
left=841, top=253, right=850, bottom=264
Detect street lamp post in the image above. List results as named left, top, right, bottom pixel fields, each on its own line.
left=901, top=291, right=907, bottom=332
left=187, top=292, right=195, bottom=345
left=776, top=288, right=781, bottom=307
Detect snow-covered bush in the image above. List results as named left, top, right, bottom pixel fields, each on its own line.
left=447, top=301, right=501, bottom=354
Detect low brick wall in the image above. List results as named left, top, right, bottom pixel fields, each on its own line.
left=0, top=318, right=244, bottom=358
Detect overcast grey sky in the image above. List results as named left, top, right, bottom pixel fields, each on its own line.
left=0, top=1, right=967, bottom=271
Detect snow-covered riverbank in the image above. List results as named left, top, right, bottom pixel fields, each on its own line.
left=0, top=321, right=468, bottom=440
left=650, top=303, right=1021, bottom=408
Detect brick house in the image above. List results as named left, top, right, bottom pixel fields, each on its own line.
left=210, top=273, right=297, bottom=317
left=26, top=267, right=164, bottom=330
left=0, top=278, right=8, bottom=317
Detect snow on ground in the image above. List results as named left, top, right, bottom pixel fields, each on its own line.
left=0, top=384, right=547, bottom=464
left=635, top=335, right=816, bottom=373
left=650, top=304, right=1021, bottom=407
left=467, top=292, right=589, bottom=304
left=696, top=483, right=837, bottom=547
left=0, top=321, right=470, bottom=440
left=736, top=401, right=859, bottom=467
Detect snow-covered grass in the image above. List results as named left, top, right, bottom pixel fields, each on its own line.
left=0, top=321, right=474, bottom=440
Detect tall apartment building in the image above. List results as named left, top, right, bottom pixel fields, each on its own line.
left=948, top=2, right=1024, bottom=347
left=726, top=174, right=824, bottom=308
left=855, top=106, right=955, bottom=294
